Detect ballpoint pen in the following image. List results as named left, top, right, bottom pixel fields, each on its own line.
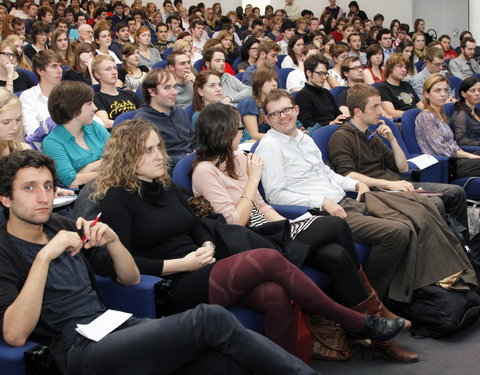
left=81, top=212, right=102, bottom=244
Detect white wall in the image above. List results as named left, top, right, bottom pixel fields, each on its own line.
left=413, top=0, right=469, bottom=48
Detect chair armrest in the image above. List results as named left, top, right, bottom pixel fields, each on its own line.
left=0, top=337, right=37, bottom=375
left=95, top=274, right=163, bottom=319
left=460, top=145, right=480, bottom=153
left=271, top=204, right=309, bottom=219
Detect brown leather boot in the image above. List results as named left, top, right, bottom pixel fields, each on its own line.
left=362, top=339, right=420, bottom=363
left=358, top=268, right=412, bottom=330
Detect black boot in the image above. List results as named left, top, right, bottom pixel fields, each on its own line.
left=348, top=316, right=405, bottom=341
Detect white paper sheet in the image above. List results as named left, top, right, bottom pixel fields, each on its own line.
left=407, top=154, right=439, bottom=170
left=75, top=309, right=132, bottom=342
left=289, top=211, right=313, bottom=224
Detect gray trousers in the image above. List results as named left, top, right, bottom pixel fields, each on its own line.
left=67, top=304, right=319, bottom=375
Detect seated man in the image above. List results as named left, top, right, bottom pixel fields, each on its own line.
left=449, top=36, right=480, bottom=80
left=295, top=54, right=349, bottom=133
left=92, top=55, right=143, bottom=129
left=329, top=83, right=469, bottom=239
left=0, top=149, right=318, bottom=375
left=134, top=68, right=194, bottom=165
left=203, top=47, right=251, bottom=107
left=167, top=51, right=195, bottom=108
left=377, top=53, right=423, bottom=119
left=411, top=46, right=450, bottom=99
left=337, top=56, right=365, bottom=114
left=256, top=89, right=476, bottom=308
left=242, top=39, right=281, bottom=86
left=20, top=50, right=63, bottom=135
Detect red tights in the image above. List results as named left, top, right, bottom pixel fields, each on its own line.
left=208, top=248, right=365, bottom=355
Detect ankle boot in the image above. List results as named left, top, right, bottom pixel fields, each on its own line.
left=362, top=339, right=420, bottom=363
left=348, top=315, right=405, bottom=341
left=357, top=268, right=412, bottom=330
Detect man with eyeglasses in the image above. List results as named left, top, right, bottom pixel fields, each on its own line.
left=337, top=56, right=366, bottom=114
left=295, top=54, right=350, bottom=133
left=411, top=47, right=453, bottom=100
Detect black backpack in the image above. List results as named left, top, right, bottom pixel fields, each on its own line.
left=386, top=285, right=480, bottom=338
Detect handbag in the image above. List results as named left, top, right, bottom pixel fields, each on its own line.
left=309, top=314, right=354, bottom=361
left=467, top=199, right=480, bottom=238
left=293, top=303, right=312, bottom=365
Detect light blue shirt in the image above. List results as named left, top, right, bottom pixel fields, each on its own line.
left=42, top=121, right=109, bottom=187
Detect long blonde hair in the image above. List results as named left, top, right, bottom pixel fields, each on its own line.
left=0, top=88, right=24, bottom=155
left=91, top=119, right=170, bottom=201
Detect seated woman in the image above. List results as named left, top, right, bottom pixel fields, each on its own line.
left=216, top=30, right=239, bottom=65
left=64, top=42, right=98, bottom=85
left=0, top=41, right=35, bottom=93
left=322, top=35, right=336, bottom=68
left=0, top=88, right=29, bottom=156
left=237, top=37, right=259, bottom=73
left=451, top=77, right=480, bottom=146
left=0, top=88, right=74, bottom=225
left=395, top=39, right=417, bottom=81
left=119, top=42, right=149, bottom=92
left=326, top=44, right=349, bottom=88
left=415, top=73, right=480, bottom=178
left=136, top=26, right=161, bottom=70
left=363, top=44, right=385, bottom=84
left=94, top=24, right=121, bottom=64
left=240, top=66, right=278, bottom=141
left=412, top=32, right=426, bottom=64
left=191, top=71, right=223, bottom=128
left=5, top=34, right=32, bottom=70
left=50, top=28, right=74, bottom=67
left=42, top=81, right=109, bottom=188
left=23, top=21, right=49, bottom=62
left=191, top=104, right=421, bottom=359
left=281, top=35, right=304, bottom=70
left=90, top=118, right=404, bottom=357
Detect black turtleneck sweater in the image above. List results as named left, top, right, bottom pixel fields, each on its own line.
left=99, top=181, right=212, bottom=278
left=295, top=83, right=341, bottom=128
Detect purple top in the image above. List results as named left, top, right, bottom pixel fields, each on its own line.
left=415, top=110, right=459, bottom=157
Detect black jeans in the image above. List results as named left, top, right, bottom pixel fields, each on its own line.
left=67, top=304, right=318, bottom=375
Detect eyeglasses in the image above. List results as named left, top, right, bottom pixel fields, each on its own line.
left=0, top=52, right=17, bottom=58
left=249, top=47, right=258, bottom=50
left=238, top=126, right=245, bottom=132
left=348, top=65, right=364, bottom=71
left=267, top=106, right=294, bottom=119
left=431, top=62, right=444, bottom=67
left=312, top=70, right=329, bottom=77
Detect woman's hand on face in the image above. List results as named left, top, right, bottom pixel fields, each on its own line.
left=182, top=247, right=216, bottom=271
left=5, top=62, right=15, bottom=78
left=246, top=153, right=263, bottom=183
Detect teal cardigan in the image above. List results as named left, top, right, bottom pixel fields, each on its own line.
left=42, top=121, right=110, bottom=187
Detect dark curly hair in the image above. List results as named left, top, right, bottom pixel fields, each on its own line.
left=0, top=150, right=57, bottom=200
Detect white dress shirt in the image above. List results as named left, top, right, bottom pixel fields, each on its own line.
left=255, top=128, right=359, bottom=209
left=20, top=85, right=50, bottom=136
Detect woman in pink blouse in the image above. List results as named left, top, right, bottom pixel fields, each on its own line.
left=191, top=103, right=418, bottom=362
left=415, top=74, right=480, bottom=178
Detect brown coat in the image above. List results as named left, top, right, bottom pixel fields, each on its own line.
left=364, top=191, right=477, bottom=303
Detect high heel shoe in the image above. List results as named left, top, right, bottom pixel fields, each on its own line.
left=348, top=315, right=405, bottom=341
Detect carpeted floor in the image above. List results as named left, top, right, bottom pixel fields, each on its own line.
left=311, top=319, right=480, bottom=375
